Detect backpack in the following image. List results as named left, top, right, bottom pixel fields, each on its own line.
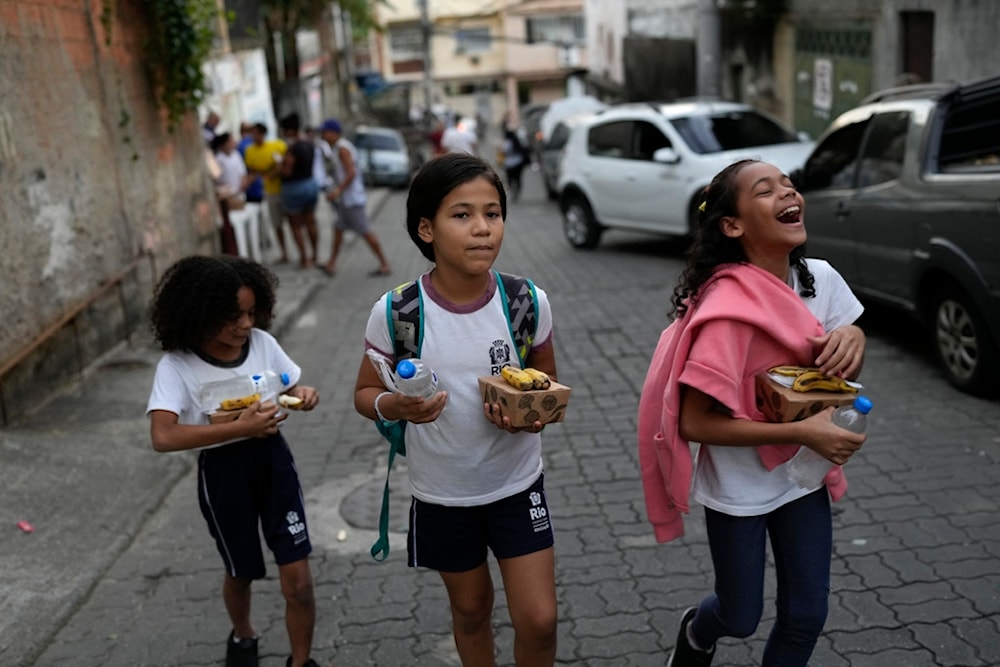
left=369, top=270, right=539, bottom=561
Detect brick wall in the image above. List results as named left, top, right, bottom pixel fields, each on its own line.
left=0, top=0, right=219, bottom=423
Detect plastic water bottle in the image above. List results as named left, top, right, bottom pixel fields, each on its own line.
left=393, top=359, right=439, bottom=400
left=199, top=370, right=291, bottom=411
left=787, top=395, right=873, bottom=488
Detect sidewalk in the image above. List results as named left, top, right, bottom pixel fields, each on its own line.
left=0, top=188, right=392, bottom=667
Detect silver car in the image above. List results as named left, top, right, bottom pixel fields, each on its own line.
left=353, top=125, right=413, bottom=189
left=795, top=76, right=1000, bottom=394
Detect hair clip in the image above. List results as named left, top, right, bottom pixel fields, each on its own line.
left=698, top=201, right=707, bottom=212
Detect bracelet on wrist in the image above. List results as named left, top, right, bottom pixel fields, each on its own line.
left=374, top=391, right=398, bottom=424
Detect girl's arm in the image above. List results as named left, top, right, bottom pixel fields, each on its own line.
left=353, top=353, right=447, bottom=424
left=678, top=385, right=865, bottom=465
left=149, top=401, right=285, bottom=452
left=809, top=323, right=866, bottom=379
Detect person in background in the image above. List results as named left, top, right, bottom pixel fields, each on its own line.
left=212, top=132, right=261, bottom=261
left=500, top=123, right=527, bottom=202
left=319, top=118, right=391, bottom=278
left=202, top=110, right=221, bottom=146
left=637, top=159, right=866, bottom=667
left=277, top=113, right=320, bottom=269
left=244, top=123, right=290, bottom=264
left=238, top=123, right=267, bottom=255
left=441, top=114, right=478, bottom=155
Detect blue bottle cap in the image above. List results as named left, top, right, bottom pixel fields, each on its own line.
left=280, top=372, right=290, bottom=386
left=396, top=359, right=416, bottom=379
left=853, top=395, right=873, bottom=414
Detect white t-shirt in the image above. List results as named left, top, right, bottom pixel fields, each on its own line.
left=329, top=138, right=367, bottom=208
left=364, top=272, right=553, bottom=506
left=146, top=329, right=301, bottom=447
left=441, top=126, right=478, bottom=155
left=691, top=258, right=864, bottom=516
left=215, top=150, right=247, bottom=197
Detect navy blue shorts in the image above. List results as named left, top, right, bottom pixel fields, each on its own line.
left=407, top=473, right=554, bottom=572
left=197, top=433, right=312, bottom=580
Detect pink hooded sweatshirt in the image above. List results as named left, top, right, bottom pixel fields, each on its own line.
left=637, top=263, right=849, bottom=543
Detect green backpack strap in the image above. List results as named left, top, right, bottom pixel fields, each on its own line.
left=371, top=279, right=423, bottom=561
left=495, top=271, right=538, bottom=369
left=370, top=273, right=537, bottom=561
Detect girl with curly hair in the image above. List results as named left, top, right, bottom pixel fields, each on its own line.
left=638, top=160, right=867, bottom=666
left=146, top=255, right=324, bottom=667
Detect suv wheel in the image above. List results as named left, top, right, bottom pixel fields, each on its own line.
left=562, top=195, right=602, bottom=248
left=931, top=286, right=999, bottom=394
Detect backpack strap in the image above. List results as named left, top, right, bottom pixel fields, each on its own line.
left=371, top=278, right=422, bottom=561
left=494, top=271, right=538, bottom=368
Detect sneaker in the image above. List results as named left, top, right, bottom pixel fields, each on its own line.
left=225, top=630, right=258, bottom=667
left=667, top=607, right=715, bottom=667
left=285, top=658, right=322, bottom=667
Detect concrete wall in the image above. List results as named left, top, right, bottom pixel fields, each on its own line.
left=0, top=0, right=217, bottom=422
left=789, top=0, right=1000, bottom=90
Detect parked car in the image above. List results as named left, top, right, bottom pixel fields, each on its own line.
left=538, top=95, right=608, bottom=146
left=556, top=100, right=814, bottom=248
left=352, top=125, right=412, bottom=189
left=791, top=75, right=1000, bottom=394
left=540, top=113, right=595, bottom=199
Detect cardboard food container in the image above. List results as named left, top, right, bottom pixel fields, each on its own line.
left=478, top=375, right=571, bottom=427
left=207, top=398, right=291, bottom=424
left=754, top=374, right=857, bottom=423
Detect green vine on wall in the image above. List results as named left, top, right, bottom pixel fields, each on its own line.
left=101, top=0, right=219, bottom=131
left=143, top=0, right=218, bottom=130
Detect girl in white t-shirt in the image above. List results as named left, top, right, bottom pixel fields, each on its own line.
left=639, top=160, right=867, bottom=667
left=354, top=153, right=559, bottom=666
left=146, top=255, right=324, bottom=667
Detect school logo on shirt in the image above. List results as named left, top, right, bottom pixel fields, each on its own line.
left=528, top=491, right=549, bottom=533
left=286, top=510, right=307, bottom=543
left=489, top=338, right=512, bottom=375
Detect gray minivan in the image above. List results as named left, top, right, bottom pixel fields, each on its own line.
left=794, top=76, right=1000, bottom=394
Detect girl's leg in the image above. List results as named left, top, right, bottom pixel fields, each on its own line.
left=497, top=547, right=557, bottom=667
left=246, top=203, right=262, bottom=262
left=278, top=558, right=316, bottom=667
left=439, top=564, right=497, bottom=667
left=222, top=573, right=255, bottom=639
left=763, top=489, right=832, bottom=666
left=303, top=207, right=319, bottom=264
left=229, top=208, right=250, bottom=259
left=689, top=509, right=769, bottom=650
left=286, top=212, right=312, bottom=268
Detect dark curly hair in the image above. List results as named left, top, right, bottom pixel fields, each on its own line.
left=670, top=159, right=815, bottom=319
left=149, top=255, right=279, bottom=352
left=406, top=153, right=506, bottom=261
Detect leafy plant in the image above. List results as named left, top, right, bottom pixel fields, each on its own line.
left=140, top=0, right=220, bottom=130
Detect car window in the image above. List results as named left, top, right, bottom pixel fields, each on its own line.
left=548, top=123, right=572, bottom=150
left=801, top=119, right=869, bottom=190
left=631, top=121, right=672, bottom=160
left=355, top=133, right=401, bottom=151
left=937, top=88, right=1000, bottom=172
left=670, top=111, right=799, bottom=154
left=587, top=121, right=631, bottom=159
left=857, top=111, right=909, bottom=186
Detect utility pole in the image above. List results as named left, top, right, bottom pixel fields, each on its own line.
left=696, top=0, right=721, bottom=98
left=417, top=0, right=434, bottom=119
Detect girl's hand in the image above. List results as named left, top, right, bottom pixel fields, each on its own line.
left=287, top=385, right=319, bottom=411
left=483, top=402, right=546, bottom=434
left=808, top=324, right=865, bottom=379
left=394, top=391, right=448, bottom=424
left=237, top=399, right=287, bottom=438
left=798, top=406, right=866, bottom=465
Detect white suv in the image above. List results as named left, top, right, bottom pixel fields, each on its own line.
left=556, top=101, right=814, bottom=248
